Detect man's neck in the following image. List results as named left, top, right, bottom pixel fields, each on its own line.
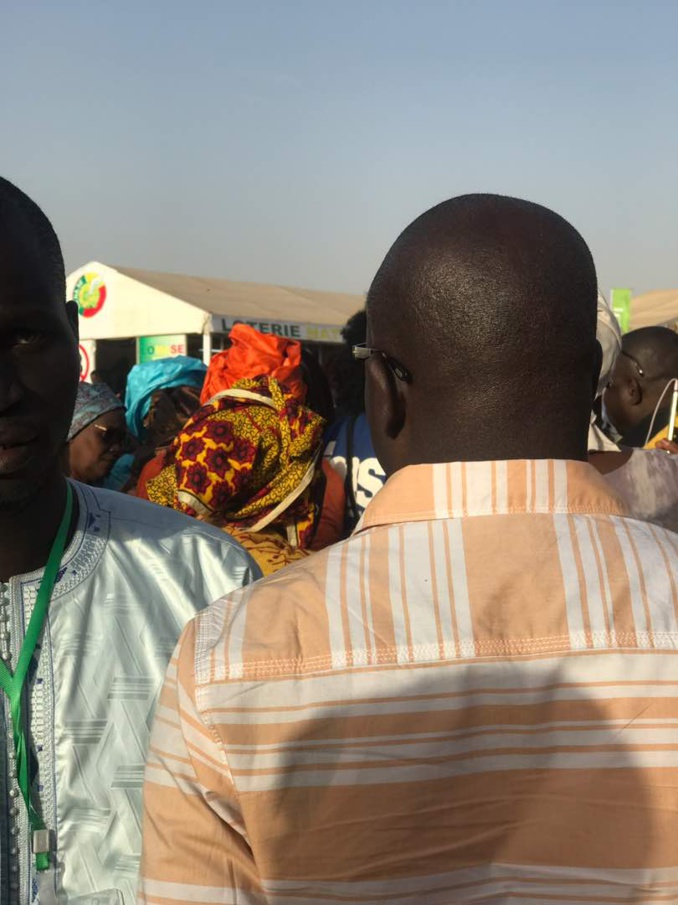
left=403, top=429, right=590, bottom=470
left=0, top=473, right=77, bottom=583
left=621, top=406, right=672, bottom=448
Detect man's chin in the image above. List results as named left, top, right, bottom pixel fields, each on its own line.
left=0, top=465, right=60, bottom=514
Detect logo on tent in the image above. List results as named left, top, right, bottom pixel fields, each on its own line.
left=74, top=272, right=107, bottom=318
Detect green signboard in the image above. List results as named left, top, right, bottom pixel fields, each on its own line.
left=138, top=334, right=187, bottom=363
left=611, top=288, right=632, bottom=334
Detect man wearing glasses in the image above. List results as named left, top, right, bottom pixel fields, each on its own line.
left=141, top=194, right=678, bottom=904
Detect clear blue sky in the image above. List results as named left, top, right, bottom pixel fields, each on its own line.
left=2, top=0, right=676, bottom=297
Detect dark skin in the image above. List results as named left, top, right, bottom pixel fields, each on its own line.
left=603, top=328, right=678, bottom=439
left=364, top=195, right=600, bottom=476
left=0, top=218, right=80, bottom=581
left=67, top=408, right=127, bottom=485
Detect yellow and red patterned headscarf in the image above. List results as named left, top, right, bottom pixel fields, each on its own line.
left=147, top=375, right=325, bottom=550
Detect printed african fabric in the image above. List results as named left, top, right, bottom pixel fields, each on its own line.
left=147, top=376, right=325, bottom=551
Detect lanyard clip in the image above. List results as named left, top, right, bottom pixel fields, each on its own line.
left=32, top=829, right=50, bottom=854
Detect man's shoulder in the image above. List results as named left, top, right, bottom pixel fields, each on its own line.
left=78, top=482, right=256, bottom=566
left=191, top=533, right=357, bottom=683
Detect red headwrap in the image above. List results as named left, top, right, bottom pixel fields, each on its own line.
left=201, top=324, right=306, bottom=404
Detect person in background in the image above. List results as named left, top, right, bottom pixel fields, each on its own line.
left=123, top=356, right=207, bottom=493
left=145, top=324, right=343, bottom=572
left=604, top=326, right=678, bottom=448
left=325, top=309, right=386, bottom=533
left=146, top=374, right=326, bottom=575
left=140, top=194, right=678, bottom=904
left=0, top=176, right=258, bottom=904
left=588, top=292, right=623, bottom=452
left=300, top=345, right=336, bottom=422
left=125, top=355, right=207, bottom=442
left=66, top=381, right=128, bottom=486
left=298, top=345, right=345, bottom=548
left=586, top=309, right=678, bottom=530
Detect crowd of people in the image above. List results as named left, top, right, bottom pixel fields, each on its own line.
left=1, top=175, right=678, bottom=904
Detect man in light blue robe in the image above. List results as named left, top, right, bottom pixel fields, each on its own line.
left=0, top=177, right=259, bottom=904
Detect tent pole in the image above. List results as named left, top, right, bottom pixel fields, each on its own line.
left=202, top=332, right=212, bottom=364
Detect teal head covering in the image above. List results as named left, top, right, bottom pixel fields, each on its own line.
left=125, top=356, right=207, bottom=440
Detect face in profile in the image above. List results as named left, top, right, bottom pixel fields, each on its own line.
left=68, top=408, right=127, bottom=485
left=0, top=227, right=80, bottom=509
left=603, top=355, right=635, bottom=435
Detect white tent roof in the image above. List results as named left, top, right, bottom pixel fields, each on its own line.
left=630, top=290, right=678, bottom=331
left=67, top=262, right=365, bottom=343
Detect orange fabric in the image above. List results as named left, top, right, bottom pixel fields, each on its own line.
left=201, top=324, right=305, bottom=404
left=309, top=460, right=346, bottom=551
left=140, top=460, right=678, bottom=903
left=135, top=452, right=165, bottom=499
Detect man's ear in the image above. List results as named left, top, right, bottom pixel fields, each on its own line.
left=65, top=301, right=79, bottom=341
left=627, top=377, right=642, bottom=407
left=370, top=357, right=407, bottom=440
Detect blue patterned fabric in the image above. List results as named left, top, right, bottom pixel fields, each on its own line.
left=68, top=383, right=124, bottom=441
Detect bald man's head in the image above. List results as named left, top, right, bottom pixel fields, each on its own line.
left=604, top=326, right=678, bottom=439
left=364, top=194, right=599, bottom=473
left=0, top=178, right=79, bottom=509
left=623, top=327, right=678, bottom=379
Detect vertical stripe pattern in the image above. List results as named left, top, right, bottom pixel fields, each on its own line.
left=140, top=460, right=678, bottom=905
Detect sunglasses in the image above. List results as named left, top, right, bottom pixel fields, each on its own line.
left=93, top=424, right=127, bottom=447
left=352, top=344, right=412, bottom=383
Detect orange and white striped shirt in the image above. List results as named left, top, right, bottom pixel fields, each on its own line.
left=139, top=460, right=678, bottom=905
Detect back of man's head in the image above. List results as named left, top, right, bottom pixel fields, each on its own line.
left=365, top=194, right=599, bottom=474
left=623, top=327, right=678, bottom=380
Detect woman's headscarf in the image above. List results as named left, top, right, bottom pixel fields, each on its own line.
left=125, top=356, right=207, bottom=440
left=200, top=324, right=306, bottom=404
left=589, top=292, right=623, bottom=452
left=68, top=382, right=124, bottom=441
left=595, top=292, right=623, bottom=398
left=147, top=375, right=324, bottom=548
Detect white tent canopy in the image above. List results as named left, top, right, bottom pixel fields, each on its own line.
left=67, top=262, right=365, bottom=344
left=630, top=290, right=678, bottom=331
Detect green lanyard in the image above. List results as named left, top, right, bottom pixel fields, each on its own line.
left=0, top=483, right=73, bottom=872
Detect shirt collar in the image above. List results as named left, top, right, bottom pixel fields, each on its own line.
left=358, top=460, right=630, bottom=532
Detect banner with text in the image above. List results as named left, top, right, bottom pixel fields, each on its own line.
left=138, top=334, right=188, bottom=363
left=210, top=315, right=343, bottom=345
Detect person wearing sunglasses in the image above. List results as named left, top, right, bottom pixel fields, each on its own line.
left=603, top=326, right=678, bottom=449
left=66, top=380, right=130, bottom=486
